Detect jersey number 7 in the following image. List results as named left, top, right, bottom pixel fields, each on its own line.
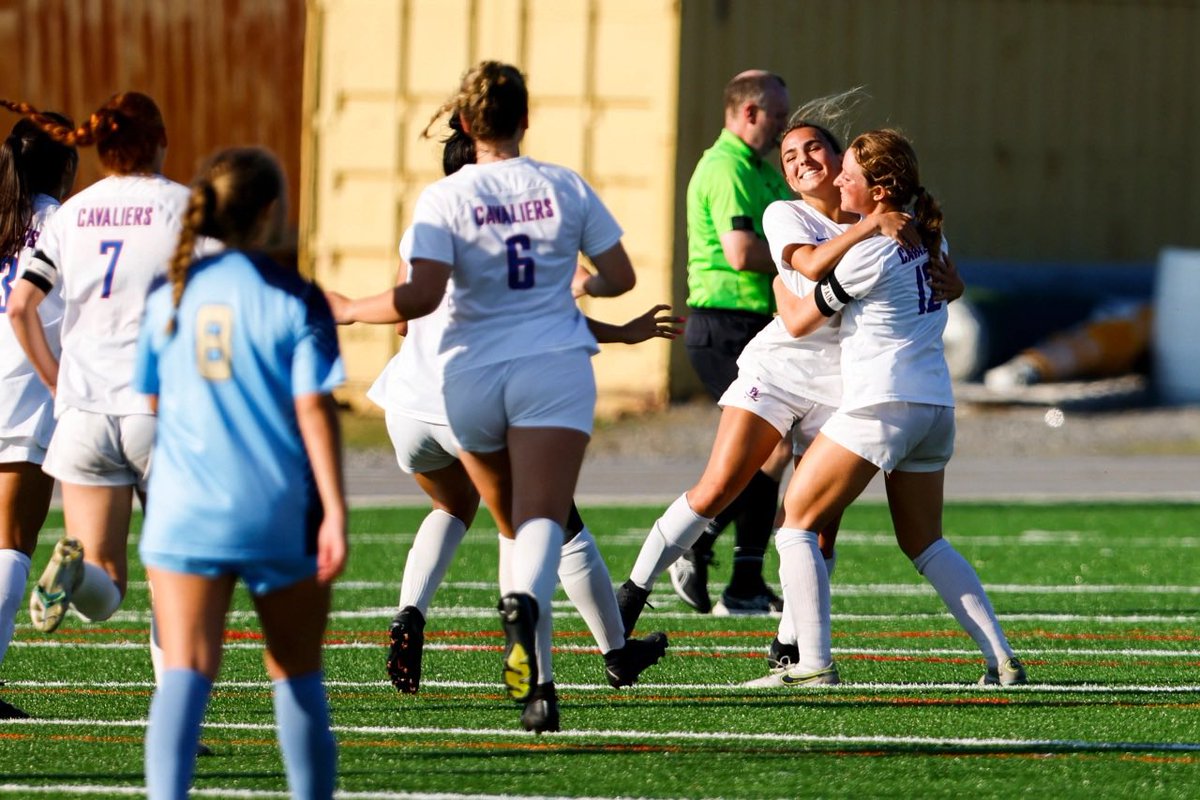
left=99, top=240, right=124, bottom=299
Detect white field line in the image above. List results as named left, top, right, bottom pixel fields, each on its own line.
left=117, top=580, right=1200, bottom=596
left=4, top=716, right=1200, bottom=754
left=6, top=677, right=1200, bottom=694
left=82, top=607, right=1200, bottom=625
left=12, top=638, right=1200, bottom=659
left=0, top=785, right=673, bottom=800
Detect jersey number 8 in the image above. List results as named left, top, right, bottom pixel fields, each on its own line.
left=195, top=304, right=234, bottom=380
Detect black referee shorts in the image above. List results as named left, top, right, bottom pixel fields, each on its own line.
left=684, top=307, right=772, bottom=401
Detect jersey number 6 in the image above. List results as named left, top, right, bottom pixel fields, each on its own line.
left=505, top=234, right=535, bottom=290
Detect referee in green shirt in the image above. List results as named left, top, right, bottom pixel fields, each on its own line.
left=675, top=70, right=794, bottom=615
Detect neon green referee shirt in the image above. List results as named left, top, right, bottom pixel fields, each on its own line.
left=685, top=128, right=792, bottom=315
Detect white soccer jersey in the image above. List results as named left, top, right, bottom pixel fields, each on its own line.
left=0, top=195, right=65, bottom=452
left=23, top=174, right=190, bottom=417
left=407, top=156, right=621, bottom=374
left=366, top=227, right=451, bottom=424
left=821, top=235, right=954, bottom=411
left=738, top=198, right=847, bottom=407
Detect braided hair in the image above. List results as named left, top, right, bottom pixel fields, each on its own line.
left=165, top=147, right=285, bottom=334
left=0, top=92, right=165, bottom=175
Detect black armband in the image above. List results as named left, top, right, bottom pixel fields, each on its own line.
left=730, top=215, right=754, bottom=232
left=814, top=273, right=850, bottom=317
left=21, top=270, right=52, bottom=294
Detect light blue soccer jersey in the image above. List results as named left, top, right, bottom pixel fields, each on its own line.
left=135, top=250, right=344, bottom=560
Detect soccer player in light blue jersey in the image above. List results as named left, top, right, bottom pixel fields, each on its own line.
left=134, top=147, right=347, bottom=800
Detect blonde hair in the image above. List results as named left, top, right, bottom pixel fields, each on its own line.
left=423, top=60, right=527, bottom=142
left=783, top=86, right=870, bottom=154
left=848, top=128, right=943, bottom=256
left=166, top=147, right=285, bottom=333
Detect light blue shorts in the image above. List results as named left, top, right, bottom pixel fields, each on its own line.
left=141, top=550, right=317, bottom=596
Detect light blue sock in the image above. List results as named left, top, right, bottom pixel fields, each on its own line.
left=273, top=672, right=337, bottom=799
left=145, top=668, right=211, bottom=800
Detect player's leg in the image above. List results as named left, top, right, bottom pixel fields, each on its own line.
left=385, top=461, right=477, bottom=694
left=0, top=462, right=54, bottom=717
left=887, top=469, right=1024, bottom=685
left=560, top=505, right=669, bottom=688
left=772, top=435, right=877, bottom=682
left=30, top=482, right=131, bottom=630
left=717, top=436, right=791, bottom=614
left=255, top=574, right=337, bottom=799
left=143, top=566, right=235, bottom=798
left=624, top=406, right=781, bottom=627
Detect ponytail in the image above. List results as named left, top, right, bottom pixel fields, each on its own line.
left=0, top=114, right=77, bottom=258
left=912, top=186, right=944, bottom=260
left=165, top=182, right=212, bottom=335
left=1, top=92, right=164, bottom=174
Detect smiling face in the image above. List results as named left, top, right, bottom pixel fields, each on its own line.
left=834, top=148, right=878, bottom=216
left=781, top=125, right=841, bottom=197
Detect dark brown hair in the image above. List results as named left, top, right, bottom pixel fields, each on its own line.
left=0, top=114, right=77, bottom=258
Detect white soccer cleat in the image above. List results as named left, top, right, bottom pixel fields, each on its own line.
left=29, top=537, right=84, bottom=633
left=743, top=663, right=840, bottom=688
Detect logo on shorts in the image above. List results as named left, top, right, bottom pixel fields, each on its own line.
left=745, top=386, right=761, bottom=402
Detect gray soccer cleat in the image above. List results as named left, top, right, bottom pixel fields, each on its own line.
left=743, top=662, right=840, bottom=688
left=29, top=537, right=84, bottom=633
left=979, top=657, right=1028, bottom=687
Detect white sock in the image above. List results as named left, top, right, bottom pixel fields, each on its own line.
left=776, top=528, right=831, bottom=672
left=509, top=519, right=563, bottom=686
left=71, top=562, right=123, bottom=621
left=497, top=535, right=514, bottom=596
left=0, top=549, right=31, bottom=666
left=776, top=548, right=837, bottom=646
left=149, top=606, right=165, bottom=684
left=559, top=527, right=624, bottom=654
left=913, top=539, right=1014, bottom=668
left=398, top=510, right=468, bottom=615
left=629, top=493, right=713, bottom=591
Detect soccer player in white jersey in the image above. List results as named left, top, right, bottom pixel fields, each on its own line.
left=2, top=94, right=191, bottom=648
left=617, top=101, right=958, bottom=650
left=333, top=120, right=676, bottom=696
left=326, top=61, right=637, bottom=732
left=0, top=114, right=77, bottom=719
left=745, top=129, right=1026, bottom=688
left=136, top=147, right=345, bottom=799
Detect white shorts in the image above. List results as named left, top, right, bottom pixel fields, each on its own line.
left=444, top=349, right=596, bottom=454
left=820, top=402, right=954, bottom=473
left=0, top=440, right=48, bottom=465
left=42, top=408, right=155, bottom=489
left=384, top=409, right=461, bottom=474
left=718, top=373, right=834, bottom=457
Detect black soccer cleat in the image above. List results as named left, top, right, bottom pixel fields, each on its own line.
left=386, top=606, right=426, bottom=694
left=0, top=697, right=29, bottom=720
left=498, top=593, right=539, bottom=703
left=605, top=631, right=669, bottom=688
left=616, top=580, right=652, bottom=638
left=519, top=682, right=560, bottom=733
left=767, top=636, right=800, bottom=671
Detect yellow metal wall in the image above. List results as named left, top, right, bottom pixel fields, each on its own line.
left=306, top=0, right=1200, bottom=407
left=303, top=0, right=680, bottom=414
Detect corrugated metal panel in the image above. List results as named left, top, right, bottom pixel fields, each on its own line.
left=0, top=0, right=305, bottom=233
left=676, top=0, right=1200, bottom=264
left=305, top=0, right=680, bottom=412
